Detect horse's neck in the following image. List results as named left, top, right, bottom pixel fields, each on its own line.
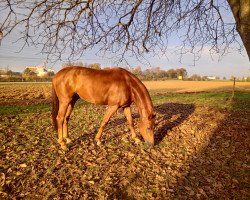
left=132, top=82, right=153, bottom=119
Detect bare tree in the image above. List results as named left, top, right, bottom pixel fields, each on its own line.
left=228, top=0, right=250, bottom=59
left=0, top=0, right=249, bottom=63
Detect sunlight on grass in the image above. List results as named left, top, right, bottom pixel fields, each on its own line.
left=151, top=91, right=250, bottom=111
left=0, top=104, right=51, bottom=115
left=1, top=91, right=249, bottom=116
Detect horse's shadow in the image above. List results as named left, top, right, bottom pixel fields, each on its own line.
left=71, top=102, right=195, bottom=147
left=154, top=103, right=195, bottom=145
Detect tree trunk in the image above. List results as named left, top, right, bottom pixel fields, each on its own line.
left=228, top=0, right=250, bottom=60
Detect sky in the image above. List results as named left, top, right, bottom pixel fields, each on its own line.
left=0, top=34, right=249, bottom=79
left=0, top=4, right=249, bottom=79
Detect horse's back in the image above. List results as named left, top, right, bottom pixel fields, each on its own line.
left=53, top=67, right=134, bottom=106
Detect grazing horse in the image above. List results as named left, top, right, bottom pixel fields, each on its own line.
left=52, top=66, right=155, bottom=150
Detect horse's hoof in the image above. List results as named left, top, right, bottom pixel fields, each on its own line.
left=134, top=137, right=141, bottom=144
left=65, top=138, right=72, bottom=144
left=96, top=140, right=102, bottom=146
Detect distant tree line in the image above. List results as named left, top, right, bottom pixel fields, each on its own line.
left=0, top=68, right=55, bottom=82
left=63, top=62, right=187, bottom=81
left=1, top=63, right=250, bottom=82
left=128, top=66, right=187, bottom=81
left=62, top=61, right=101, bottom=69
left=187, top=74, right=250, bottom=82
left=187, top=74, right=221, bottom=81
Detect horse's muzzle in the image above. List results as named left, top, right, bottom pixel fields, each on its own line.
left=145, top=141, right=154, bottom=148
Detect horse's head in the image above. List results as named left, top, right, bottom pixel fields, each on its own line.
left=139, top=113, right=156, bottom=146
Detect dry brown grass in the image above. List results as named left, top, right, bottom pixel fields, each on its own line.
left=0, top=97, right=249, bottom=199
left=0, top=82, right=249, bottom=199
left=144, top=80, right=250, bottom=93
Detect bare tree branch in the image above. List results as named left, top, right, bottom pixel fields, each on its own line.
left=0, top=0, right=246, bottom=63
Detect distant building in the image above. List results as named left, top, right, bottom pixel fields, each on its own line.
left=207, top=76, right=216, bottom=80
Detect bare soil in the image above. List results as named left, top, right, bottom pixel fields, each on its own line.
left=0, top=83, right=51, bottom=105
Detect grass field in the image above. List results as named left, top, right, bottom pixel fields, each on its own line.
left=0, top=81, right=249, bottom=199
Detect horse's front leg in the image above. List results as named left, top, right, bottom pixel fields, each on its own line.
left=124, top=107, right=140, bottom=144
left=95, top=105, right=119, bottom=145
left=62, top=97, right=78, bottom=144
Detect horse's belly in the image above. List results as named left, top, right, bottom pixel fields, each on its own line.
left=77, top=92, right=105, bottom=104
left=77, top=88, right=131, bottom=106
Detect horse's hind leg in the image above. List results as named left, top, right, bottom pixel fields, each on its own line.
left=62, top=104, right=73, bottom=144
left=124, top=107, right=140, bottom=144
left=95, top=105, right=119, bottom=145
left=63, top=95, right=78, bottom=144
left=57, top=100, right=70, bottom=150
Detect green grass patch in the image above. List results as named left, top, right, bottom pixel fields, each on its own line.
left=1, top=91, right=249, bottom=116
left=0, top=100, right=88, bottom=116
left=231, top=91, right=250, bottom=112
left=0, top=103, right=51, bottom=115
left=151, top=91, right=250, bottom=111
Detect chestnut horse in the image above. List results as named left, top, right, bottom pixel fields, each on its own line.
left=52, top=66, right=155, bottom=150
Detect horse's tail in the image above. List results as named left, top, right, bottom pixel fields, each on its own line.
left=52, top=83, right=59, bottom=131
